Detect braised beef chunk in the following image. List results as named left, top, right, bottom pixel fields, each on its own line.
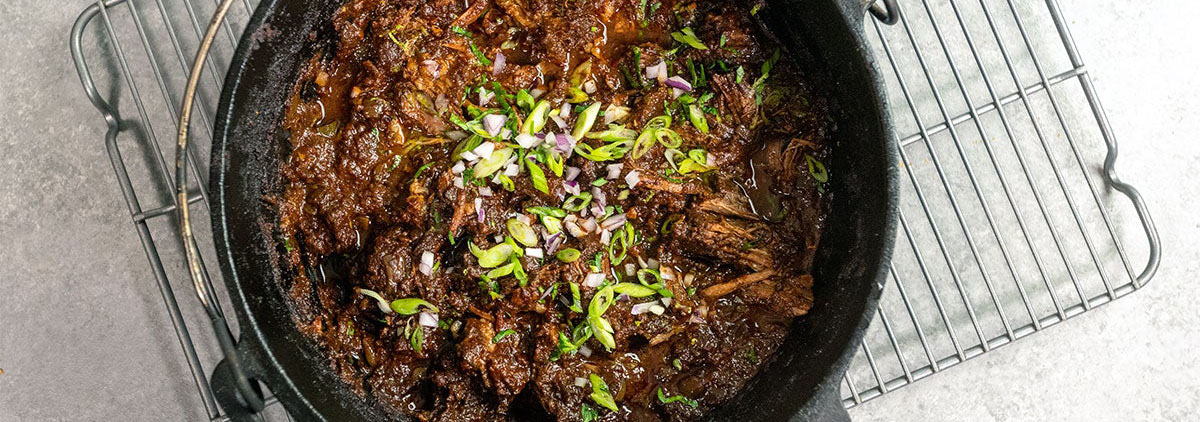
left=276, top=0, right=834, bottom=419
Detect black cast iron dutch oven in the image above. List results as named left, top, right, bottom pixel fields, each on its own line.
left=207, top=0, right=899, bottom=420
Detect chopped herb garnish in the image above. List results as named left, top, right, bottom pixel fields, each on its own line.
left=451, top=26, right=473, bottom=38
left=670, top=27, right=708, bottom=50
left=719, top=33, right=728, bottom=47
left=390, top=298, right=439, bottom=315
left=556, top=248, right=582, bottom=263
left=656, top=388, right=699, bottom=407
left=469, top=43, right=492, bottom=67
left=581, top=403, right=599, bottom=422
left=492, top=329, right=517, bottom=343
left=671, top=358, right=683, bottom=371
left=527, top=206, right=568, bottom=218
left=750, top=3, right=762, bottom=15
left=805, top=154, right=829, bottom=183
left=589, top=374, right=619, bottom=412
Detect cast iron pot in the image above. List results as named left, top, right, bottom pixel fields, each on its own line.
left=208, top=0, right=898, bottom=420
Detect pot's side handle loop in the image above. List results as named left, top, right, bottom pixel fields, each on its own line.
left=868, top=0, right=900, bottom=25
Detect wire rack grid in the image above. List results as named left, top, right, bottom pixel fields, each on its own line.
left=69, top=0, right=1159, bottom=419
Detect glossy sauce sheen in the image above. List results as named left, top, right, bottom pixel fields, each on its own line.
left=276, top=0, right=834, bottom=420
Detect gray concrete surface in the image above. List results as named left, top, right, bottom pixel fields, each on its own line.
left=0, top=0, right=1196, bottom=420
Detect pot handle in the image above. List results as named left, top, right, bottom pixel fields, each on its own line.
left=838, top=0, right=900, bottom=26
left=798, top=380, right=851, bottom=422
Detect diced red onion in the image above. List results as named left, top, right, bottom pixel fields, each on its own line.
left=555, top=133, right=573, bottom=153
left=581, top=217, right=598, bottom=233
left=545, top=233, right=564, bottom=255
left=649, top=304, right=666, bottom=315
left=564, top=180, right=581, bottom=196
left=631, top=301, right=657, bottom=315
left=492, top=51, right=506, bottom=75
left=550, top=114, right=568, bottom=130
left=494, top=234, right=504, bottom=243
left=645, top=60, right=667, bottom=82
left=479, top=186, right=494, bottom=197
left=559, top=103, right=571, bottom=118
left=526, top=248, right=544, bottom=259
left=618, top=293, right=630, bottom=302
left=683, top=273, right=695, bottom=286
left=479, top=87, right=494, bottom=106
left=647, top=258, right=660, bottom=269
left=474, top=141, right=497, bottom=161
left=591, top=187, right=606, bottom=207
left=574, top=377, right=588, bottom=387
left=583, top=273, right=605, bottom=288
left=515, top=133, right=540, bottom=149
left=565, top=166, right=581, bottom=182
left=564, top=215, right=586, bottom=238
left=589, top=205, right=605, bottom=219
left=578, top=344, right=593, bottom=358
left=530, top=88, right=545, bottom=99
left=625, top=263, right=636, bottom=276
left=418, top=311, right=439, bottom=327
left=599, top=229, right=611, bottom=244
left=583, top=80, right=597, bottom=94
left=665, top=76, right=692, bottom=92
left=660, top=297, right=672, bottom=307
left=453, top=176, right=465, bottom=189
left=606, top=163, right=623, bottom=179
left=516, top=214, right=532, bottom=225
left=419, top=251, right=435, bottom=276
left=451, top=161, right=466, bottom=174
left=624, top=170, right=640, bottom=188
left=446, top=130, right=468, bottom=141
left=500, top=127, right=513, bottom=140
left=560, top=295, right=573, bottom=307
left=600, top=214, right=626, bottom=231
left=689, top=306, right=707, bottom=324
left=504, top=163, right=520, bottom=177
left=460, top=150, right=479, bottom=162
left=535, top=132, right=547, bottom=139
left=475, top=197, right=485, bottom=223
left=482, top=115, right=507, bottom=138
left=422, top=59, right=440, bottom=77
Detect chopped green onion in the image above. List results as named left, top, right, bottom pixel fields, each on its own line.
left=527, top=161, right=550, bottom=194
left=687, top=104, right=709, bottom=133
left=542, top=216, right=563, bottom=234
left=591, top=179, right=608, bottom=187
left=566, top=87, right=589, bottom=103
left=805, top=154, right=829, bottom=183
left=575, top=139, right=633, bottom=161
left=410, top=325, right=423, bottom=352
left=472, top=147, right=513, bottom=178
left=527, top=206, right=567, bottom=218
left=587, top=125, right=638, bottom=142
left=569, top=282, right=584, bottom=313
left=589, top=374, right=619, bottom=412
left=670, top=27, right=708, bottom=50
left=612, top=282, right=658, bottom=298
left=587, top=285, right=617, bottom=350
left=516, top=89, right=535, bottom=111
left=390, top=298, right=439, bottom=315
left=356, top=288, right=390, bottom=311
left=469, top=43, right=492, bottom=67
left=512, top=255, right=528, bottom=287
left=492, top=329, right=517, bottom=343
left=581, top=403, right=599, bottom=422
left=522, top=100, right=551, bottom=135
left=316, top=121, right=339, bottom=137
left=556, top=248, right=582, bottom=263
left=451, top=26, right=473, bottom=38
left=562, top=192, right=594, bottom=212
left=476, top=244, right=515, bottom=268
left=671, top=358, right=683, bottom=371
left=545, top=148, right=565, bottom=176
left=487, top=262, right=515, bottom=278
left=656, top=388, right=699, bottom=407
left=654, top=128, right=682, bottom=149
left=507, top=219, right=539, bottom=247
left=572, top=103, right=603, bottom=140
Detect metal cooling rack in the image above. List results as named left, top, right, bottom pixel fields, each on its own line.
left=70, top=0, right=1160, bottom=419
